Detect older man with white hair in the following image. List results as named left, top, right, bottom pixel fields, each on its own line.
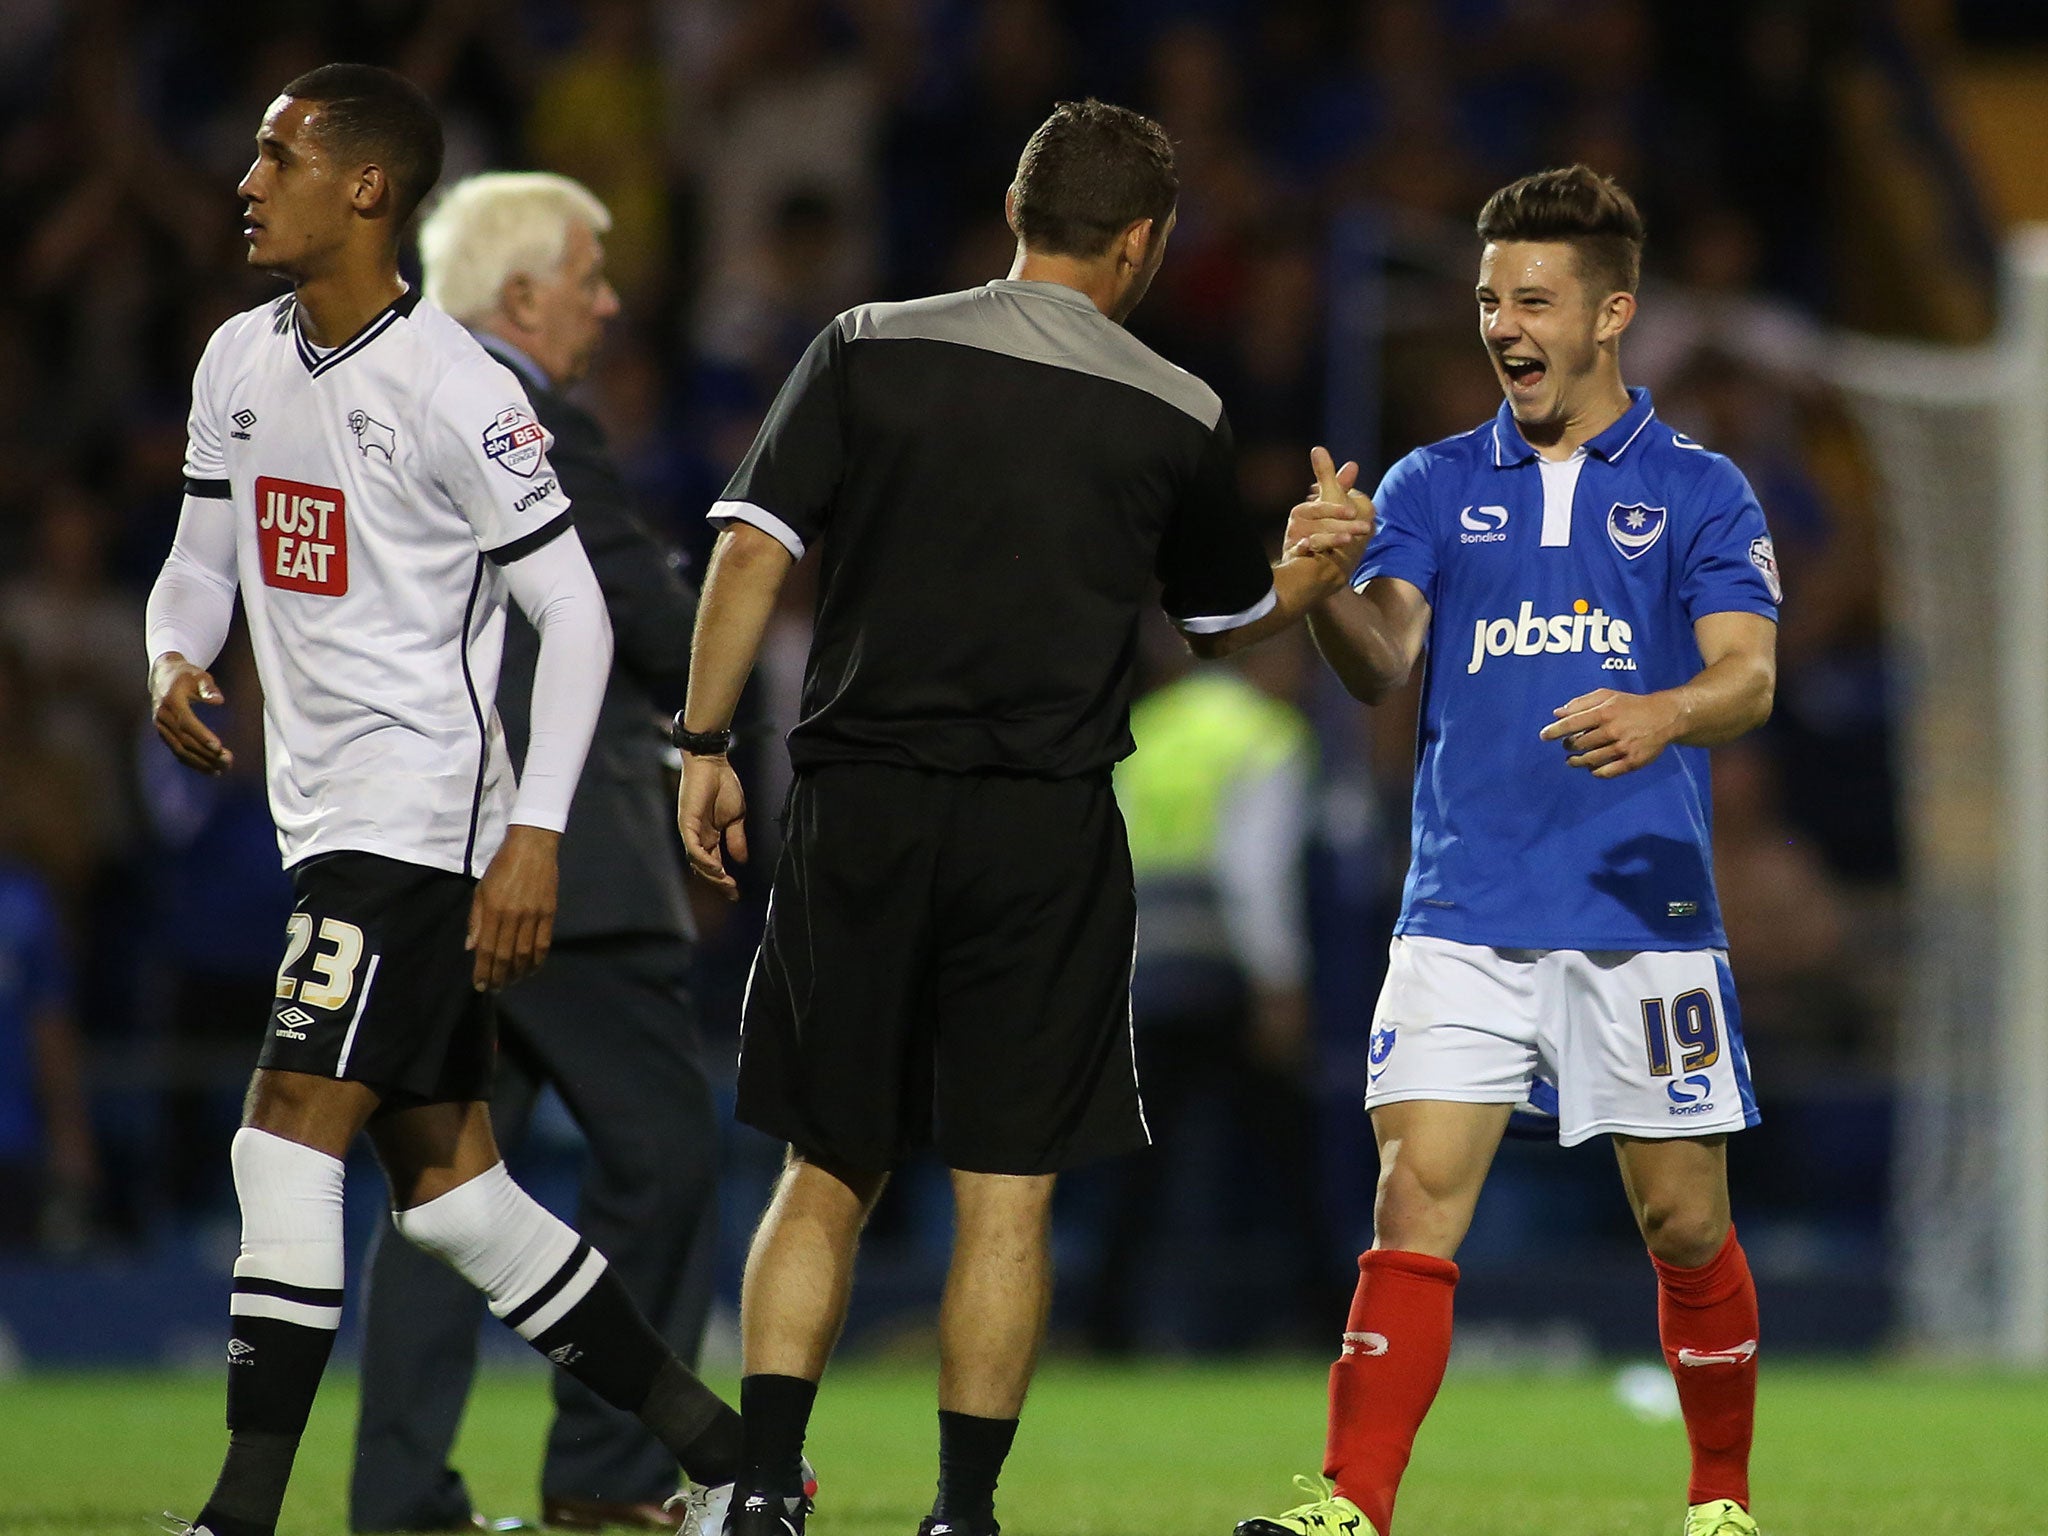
left=350, top=171, right=723, bottom=1536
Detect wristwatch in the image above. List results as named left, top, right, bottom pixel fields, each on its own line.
left=668, top=714, right=733, bottom=756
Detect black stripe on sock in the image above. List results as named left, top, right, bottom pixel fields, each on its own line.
left=232, top=1275, right=345, bottom=1308
left=503, top=1239, right=592, bottom=1333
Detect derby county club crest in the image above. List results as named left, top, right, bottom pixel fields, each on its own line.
left=1606, top=501, right=1667, bottom=560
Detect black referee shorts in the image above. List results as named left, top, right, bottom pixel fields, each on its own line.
left=259, top=851, right=496, bottom=1105
left=737, top=763, right=1150, bottom=1175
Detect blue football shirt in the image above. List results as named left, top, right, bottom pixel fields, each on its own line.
left=1354, top=387, right=1780, bottom=950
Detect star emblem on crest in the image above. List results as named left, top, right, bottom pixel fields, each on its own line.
left=1606, top=501, right=1668, bottom=559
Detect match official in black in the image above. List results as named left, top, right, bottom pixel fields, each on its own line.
left=675, top=101, right=1372, bottom=1536
left=351, top=172, right=718, bottom=1535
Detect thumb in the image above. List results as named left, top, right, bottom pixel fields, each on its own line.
left=1310, top=445, right=1344, bottom=504
left=681, top=810, right=720, bottom=868
left=466, top=886, right=483, bottom=951
left=196, top=672, right=225, bottom=705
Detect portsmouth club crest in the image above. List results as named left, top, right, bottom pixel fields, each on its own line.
left=1606, top=501, right=1667, bottom=560
left=1368, top=1026, right=1397, bottom=1083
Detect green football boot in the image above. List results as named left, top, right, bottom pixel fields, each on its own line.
left=1684, top=1498, right=1760, bottom=1536
left=1234, top=1475, right=1377, bottom=1536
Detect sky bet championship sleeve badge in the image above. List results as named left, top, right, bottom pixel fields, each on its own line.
left=1749, top=534, right=1783, bottom=602
left=1606, top=501, right=1667, bottom=559
left=482, top=405, right=547, bottom=477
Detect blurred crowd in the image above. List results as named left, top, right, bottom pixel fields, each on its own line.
left=0, top=0, right=1904, bottom=1338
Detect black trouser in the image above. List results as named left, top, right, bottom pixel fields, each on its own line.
left=1083, top=996, right=1336, bottom=1353
left=350, top=936, right=719, bottom=1530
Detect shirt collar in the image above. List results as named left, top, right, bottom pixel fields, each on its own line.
left=475, top=330, right=551, bottom=391
left=1491, top=385, right=1657, bottom=468
left=290, top=284, right=421, bottom=377
left=985, top=277, right=1107, bottom=316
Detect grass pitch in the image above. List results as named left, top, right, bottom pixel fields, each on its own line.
left=1, top=1360, right=2043, bottom=1535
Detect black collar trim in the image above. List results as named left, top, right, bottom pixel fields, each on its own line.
left=292, top=286, right=422, bottom=377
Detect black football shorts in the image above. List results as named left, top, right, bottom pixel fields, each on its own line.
left=259, top=851, right=495, bottom=1105
left=737, top=763, right=1150, bottom=1175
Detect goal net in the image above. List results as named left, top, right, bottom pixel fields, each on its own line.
left=1833, top=226, right=2048, bottom=1362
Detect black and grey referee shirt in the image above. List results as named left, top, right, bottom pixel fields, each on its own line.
left=711, top=278, right=1276, bottom=779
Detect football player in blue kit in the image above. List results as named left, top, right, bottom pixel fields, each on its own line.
left=1238, top=166, right=1780, bottom=1536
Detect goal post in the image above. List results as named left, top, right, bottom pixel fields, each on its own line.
left=1833, top=225, right=2048, bottom=1362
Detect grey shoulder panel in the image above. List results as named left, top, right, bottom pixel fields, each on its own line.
left=837, top=283, right=1223, bottom=430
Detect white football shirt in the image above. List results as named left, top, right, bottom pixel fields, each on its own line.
left=177, top=288, right=578, bottom=876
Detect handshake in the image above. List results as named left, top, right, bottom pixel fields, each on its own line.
left=1285, top=445, right=1377, bottom=576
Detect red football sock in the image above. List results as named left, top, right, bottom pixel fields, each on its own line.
left=1653, top=1226, right=1758, bottom=1509
left=1323, top=1248, right=1459, bottom=1536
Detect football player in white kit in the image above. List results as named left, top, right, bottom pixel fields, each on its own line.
left=1238, top=167, right=1779, bottom=1536
left=146, top=65, right=741, bottom=1536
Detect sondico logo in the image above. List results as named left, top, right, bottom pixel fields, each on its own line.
left=1459, top=505, right=1509, bottom=544
left=1468, top=599, right=1635, bottom=675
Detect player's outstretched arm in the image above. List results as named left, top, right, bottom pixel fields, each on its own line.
left=1185, top=447, right=1377, bottom=660
left=1279, top=446, right=1429, bottom=702
left=1541, top=609, right=1777, bottom=779
left=1304, top=578, right=1431, bottom=704
left=676, top=522, right=795, bottom=899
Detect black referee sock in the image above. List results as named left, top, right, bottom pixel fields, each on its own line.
left=933, top=1409, right=1018, bottom=1525
left=739, top=1373, right=820, bottom=1495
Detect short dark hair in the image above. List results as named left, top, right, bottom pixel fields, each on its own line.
left=280, top=63, right=444, bottom=225
left=1475, top=164, right=1646, bottom=297
left=1010, top=99, right=1178, bottom=258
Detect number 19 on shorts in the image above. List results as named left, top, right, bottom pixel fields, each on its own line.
left=1641, top=989, right=1722, bottom=1078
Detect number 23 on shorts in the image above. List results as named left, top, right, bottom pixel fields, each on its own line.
left=275, top=913, right=372, bottom=1012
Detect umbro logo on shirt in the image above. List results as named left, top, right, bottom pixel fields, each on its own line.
left=230, top=408, right=257, bottom=440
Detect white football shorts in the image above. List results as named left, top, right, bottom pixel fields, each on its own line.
left=1363, top=935, right=1760, bottom=1147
